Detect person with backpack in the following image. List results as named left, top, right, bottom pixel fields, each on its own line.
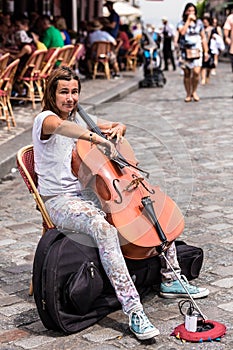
left=32, top=66, right=209, bottom=340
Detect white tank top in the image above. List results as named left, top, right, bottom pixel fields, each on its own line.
left=32, top=110, right=97, bottom=196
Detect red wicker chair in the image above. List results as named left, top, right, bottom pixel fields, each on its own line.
left=125, top=40, right=140, bottom=71
left=56, top=44, right=75, bottom=66
left=0, top=52, right=10, bottom=75
left=10, top=49, right=47, bottom=109
left=16, top=145, right=55, bottom=295
left=67, top=43, right=85, bottom=70
left=0, top=58, right=20, bottom=130
left=40, top=47, right=60, bottom=90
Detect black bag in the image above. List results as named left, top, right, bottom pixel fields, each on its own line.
left=206, top=54, right=215, bottom=69
left=33, top=229, right=203, bottom=334
left=125, top=240, right=203, bottom=286
left=33, top=229, right=120, bottom=334
left=175, top=240, right=203, bottom=280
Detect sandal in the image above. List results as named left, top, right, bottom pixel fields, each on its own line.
left=184, top=96, right=192, bottom=102
left=192, top=93, right=200, bottom=102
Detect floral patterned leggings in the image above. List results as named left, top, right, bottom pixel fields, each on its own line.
left=45, top=191, right=181, bottom=315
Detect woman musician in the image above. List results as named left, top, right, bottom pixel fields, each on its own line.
left=32, top=66, right=209, bottom=340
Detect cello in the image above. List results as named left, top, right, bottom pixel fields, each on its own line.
left=72, top=104, right=185, bottom=259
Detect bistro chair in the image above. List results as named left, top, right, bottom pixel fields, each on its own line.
left=10, top=49, right=47, bottom=109
left=0, top=52, right=10, bottom=75
left=16, top=144, right=55, bottom=295
left=67, top=43, right=85, bottom=70
left=90, top=41, right=112, bottom=79
left=40, top=47, right=60, bottom=90
left=0, top=58, right=20, bottom=130
left=56, top=44, right=75, bottom=66
left=125, top=40, right=140, bottom=71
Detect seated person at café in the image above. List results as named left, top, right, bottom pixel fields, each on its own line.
left=117, top=24, right=131, bottom=70
left=11, top=30, right=37, bottom=94
left=55, top=16, right=72, bottom=45
left=86, top=19, right=120, bottom=78
left=39, top=15, right=64, bottom=49
left=14, top=15, right=47, bottom=51
left=0, top=13, right=15, bottom=50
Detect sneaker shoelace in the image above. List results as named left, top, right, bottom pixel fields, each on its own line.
left=130, top=310, right=152, bottom=332
left=180, top=274, right=199, bottom=292
left=180, top=274, right=189, bottom=285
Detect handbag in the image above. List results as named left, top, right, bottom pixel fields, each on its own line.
left=206, top=54, right=215, bottom=69
left=185, top=48, right=200, bottom=60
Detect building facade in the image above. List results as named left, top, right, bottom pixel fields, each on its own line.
left=0, top=0, right=104, bottom=33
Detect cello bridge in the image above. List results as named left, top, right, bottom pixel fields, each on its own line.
left=124, top=177, right=144, bottom=191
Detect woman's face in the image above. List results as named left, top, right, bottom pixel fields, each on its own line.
left=185, top=6, right=196, bottom=16
left=203, top=18, right=210, bottom=28
left=55, top=79, right=79, bottom=119
left=15, top=21, right=27, bottom=31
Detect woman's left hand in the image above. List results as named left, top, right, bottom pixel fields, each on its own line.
left=103, top=123, right=125, bottom=144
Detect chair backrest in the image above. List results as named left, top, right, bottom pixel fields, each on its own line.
left=43, top=47, right=56, bottom=62
left=57, top=44, right=75, bottom=66
left=127, top=41, right=140, bottom=57
left=0, top=58, right=20, bottom=94
left=40, top=47, right=60, bottom=78
left=67, top=43, right=85, bottom=68
left=16, top=145, right=54, bottom=230
left=91, top=41, right=112, bottom=61
left=18, top=49, right=47, bottom=80
left=0, top=52, right=10, bottom=74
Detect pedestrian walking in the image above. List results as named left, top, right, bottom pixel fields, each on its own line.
left=161, top=17, right=176, bottom=71
left=177, top=2, right=209, bottom=102
left=223, top=12, right=233, bottom=73
left=201, top=16, right=214, bottom=85
left=211, top=17, right=224, bottom=74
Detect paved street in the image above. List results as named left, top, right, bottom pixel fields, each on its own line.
left=0, top=62, right=233, bottom=349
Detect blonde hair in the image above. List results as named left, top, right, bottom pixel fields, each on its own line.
left=56, top=17, right=67, bottom=31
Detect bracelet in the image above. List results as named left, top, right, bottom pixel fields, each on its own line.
left=89, top=133, right=93, bottom=146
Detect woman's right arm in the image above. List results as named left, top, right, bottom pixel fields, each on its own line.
left=224, top=28, right=231, bottom=46
left=178, top=21, right=189, bottom=36
left=200, top=29, right=209, bottom=60
left=178, top=14, right=196, bottom=36
left=42, top=115, right=118, bottom=158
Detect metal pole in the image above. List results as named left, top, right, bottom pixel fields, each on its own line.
left=160, top=251, right=207, bottom=320
left=72, top=0, right=78, bottom=32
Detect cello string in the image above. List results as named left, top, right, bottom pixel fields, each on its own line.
left=160, top=251, right=207, bottom=320
left=77, top=104, right=150, bottom=177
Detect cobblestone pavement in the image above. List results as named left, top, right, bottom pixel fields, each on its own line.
left=0, top=63, right=233, bottom=349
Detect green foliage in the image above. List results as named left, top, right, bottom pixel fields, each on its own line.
left=196, top=0, right=206, bottom=19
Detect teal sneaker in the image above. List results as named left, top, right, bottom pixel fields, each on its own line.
left=129, top=309, right=160, bottom=340
left=160, top=275, right=209, bottom=299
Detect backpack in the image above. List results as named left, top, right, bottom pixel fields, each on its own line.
left=33, top=228, right=203, bottom=334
